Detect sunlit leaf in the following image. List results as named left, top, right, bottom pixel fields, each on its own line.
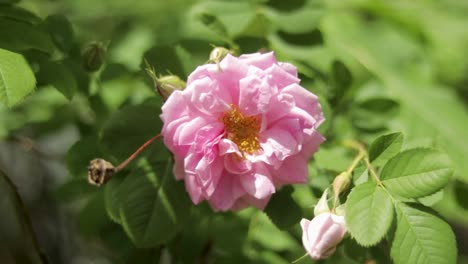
left=345, top=182, right=393, bottom=246
left=391, top=203, right=457, bottom=264
left=381, top=148, right=452, bottom=198
left=0, top=48, right=36, bottom=107
left=368, top=132, right=403, bottom=167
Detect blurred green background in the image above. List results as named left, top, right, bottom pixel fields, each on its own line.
left=1, top=0, right=468, bottom=263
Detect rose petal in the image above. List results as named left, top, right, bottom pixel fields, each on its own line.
left=240, top=164, right=275, bottom=199
left=239, top=52, right=278, bottom=70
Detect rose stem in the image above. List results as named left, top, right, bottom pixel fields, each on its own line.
left=115, top=133, right=162, bottom=172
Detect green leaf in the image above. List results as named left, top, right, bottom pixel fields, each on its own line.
left=250, top=212, right=299, bottom=252
left=454, top=180, right=468, bottom=211
left=198, top=13, right=229, bottom=38
left=345, top=182, right=393, bottom=246
left=67, top=135, right=105, bottom=178
left=0, top=48, right=36, bottom=107
left=100, top=97, right=164, bottom=161
left=78, top=191, right=112, bottom=237
left=417, top=190, right=444, bottom=207
left=54, top=178, right=97, bottom=202
left=0, top=0, right=19, bottom=4
left=351, top=97, right=399, bottom=131
left=381, top=148, right=452, bottom=198
left=192, top=1, right=256, bottom=38
left=315, top=146, right=353, bottom=172
left=266, top=7, right=324, bottom=34
left=0, top=5, right=41, bottom=25
left=0, top=18, right=55, bottom=53
left=43, top=14, right=75, bottom=53
left=104, top=173, right=126, bottom=223
left=391, top=203, right=457, bottom=264
left=321, top=13, right=468, bottom=182
left=368, top=132, right=404, bottom=167
left=119, top=157, right=192, bottom=247
left=37, top=61, right=77, bottom=100
left=143, top=46, right=187, bottom=80
left=275, top=29, right=323, bottom=47
left=330, top=60, right=352, bottom=100
left=264, top=186, right=302, bottom=230
left=266, top=0, right=307, bottom=12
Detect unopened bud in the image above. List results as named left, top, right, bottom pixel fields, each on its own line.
left=209, top=47, right=230, bottom=64
left=88, top=158, right=115, bottom=186
left=314, top=189, right=330, bottom=216
left=156, top=75, right=185, bottom=101
left=300, top=212, right=347, bottom=260
left=145, top=61, right=186, bottom=101
left=332, top=171, right=351, bottom=198
left=82, top=42, right=106, bottom=72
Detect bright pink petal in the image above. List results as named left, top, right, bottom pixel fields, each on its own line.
left=238, top=68, right=275, bottom=115
left=265, top=63, right=300, bottom=90
left=189, top=76, right=232, bottom=115
left=239, top=52, right=278, bottom=70
left=274, top=155, right=308, bottom=185
left=173, top=157, right=185, bottom=180
left=177, top=116, right=208, bottom=145
left=209, top=172, right=237, bottom=211
left=240, top=164, right=275, bottom=199
left=282, top=83, right=324, bottom=127
left=260, top=126, right=299, bottom=162
left=278, top=62, right=298, bottom=77
left=184, top=173, right=203, bottom=204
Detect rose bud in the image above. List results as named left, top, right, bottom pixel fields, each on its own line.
left=300, top=212, right=347, bottom=260
left=155, top=75, right=185, bottom=101
left=82, top=42, right=106, bottom=72
left=145, top=61, right=186, bottom=101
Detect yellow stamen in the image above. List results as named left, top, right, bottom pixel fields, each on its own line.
left=221, top=105, right=261, bottom=155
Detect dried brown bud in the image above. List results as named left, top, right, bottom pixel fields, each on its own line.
left=88, top=158, right=115, bottom=186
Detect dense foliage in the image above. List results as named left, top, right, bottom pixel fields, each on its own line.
left=1, top=0, right=468, bottom=263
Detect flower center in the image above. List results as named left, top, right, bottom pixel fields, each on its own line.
left=221, top=105, right=261, bottom=155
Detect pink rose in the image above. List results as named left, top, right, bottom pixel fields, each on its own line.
left=300, top=213, right=347, bottom=260
left=161, top=52, right=324, bottom=211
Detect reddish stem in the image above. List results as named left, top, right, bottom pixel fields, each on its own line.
left=115, top=133, right=162, bottom=172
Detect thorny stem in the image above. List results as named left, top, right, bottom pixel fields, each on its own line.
left=115, top=133, right=162, bottom=172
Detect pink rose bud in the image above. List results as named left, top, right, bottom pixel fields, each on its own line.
left=300, top=213, right=347, bottom=260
